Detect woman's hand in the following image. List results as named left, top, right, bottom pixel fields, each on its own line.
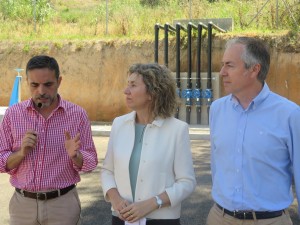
left=120, top=198, right=157, bottom=223
left=107, top=188, right=131, bottom=221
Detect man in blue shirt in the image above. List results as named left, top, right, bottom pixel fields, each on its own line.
left=207, top=37, right=300, bottom=225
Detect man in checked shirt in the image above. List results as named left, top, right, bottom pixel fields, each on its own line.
left=0, top=55, right=98, bottom=225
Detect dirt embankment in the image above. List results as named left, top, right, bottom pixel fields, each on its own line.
left=0, top=34, right=299, bottom=122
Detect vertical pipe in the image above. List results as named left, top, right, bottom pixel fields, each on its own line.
left=207, top=23, right=212, bottom=90
left=196, top=25, right=202, bottom=86
left=187, top=24, right=192, bottom=88
left=175, top=23, right=181, bottom=119
left=185, top=23, right=192, bottom=124
left=164, top=23, right=169, bottom=67
left=195, top=23, right=203, bottom=124
left=154, top=24, right=160, bottom=63
left=206, top=22, right=213, bottom=124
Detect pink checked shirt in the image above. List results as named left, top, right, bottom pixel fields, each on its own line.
left=0, top=96, right=98, bottom=192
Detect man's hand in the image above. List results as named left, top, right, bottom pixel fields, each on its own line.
left=6, top=129, right=38, bottom=170
left=64, top=131, right=81, bottom=159
left=20, top=130, right=38, bottom=157
left=64, top=131, right=83, bottom=168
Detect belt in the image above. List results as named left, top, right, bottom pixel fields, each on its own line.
left=216, top=203, right=283, bottom=220
left=15, top=184, right=75, bottom=201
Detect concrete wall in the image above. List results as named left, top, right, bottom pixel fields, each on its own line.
left=0, top=37, right=299, bottom=122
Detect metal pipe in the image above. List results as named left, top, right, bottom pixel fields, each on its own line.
left=154, top=23, right=160, bottom=63
left=207, top=22, right=212, bottom=90
left=196, top=24, right=202, bottom=89
left=175, top=23, right=181, bottom=119
left=185, top=23, right=193, bottom=124
left=206, top=22, right=213, bottom=124
left=210, top=23, right=226, bottom=33
left=164, top=23, right=169, bottom=67
left=195, top=23, right=203, bottom=124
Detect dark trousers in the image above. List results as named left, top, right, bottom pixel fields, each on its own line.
left=112, top=216, right=181, bottom=225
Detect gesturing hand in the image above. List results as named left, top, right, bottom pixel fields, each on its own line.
left=64, top=131, right=81, bottom=159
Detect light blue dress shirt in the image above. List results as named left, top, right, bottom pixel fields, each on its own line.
left=209, top=83, right=300, bottom=215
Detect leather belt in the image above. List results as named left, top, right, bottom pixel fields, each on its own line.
left=15, top=184, right=75, bottom=201
left=216, top=203, right=283, bottom=220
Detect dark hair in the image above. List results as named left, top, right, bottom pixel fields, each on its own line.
left=226, top=37, right=270, bottom=83
left=128, top=63, right=177, bottom=118
left=26, top=55, right=60, bottom=79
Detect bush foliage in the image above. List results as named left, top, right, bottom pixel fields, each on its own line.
left=0, top=0, right=299, bottom=40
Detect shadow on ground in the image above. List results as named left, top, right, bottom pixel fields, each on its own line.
left=77, top=138, right=299, bottom=225
left=1, top=137, right=297, bottom=225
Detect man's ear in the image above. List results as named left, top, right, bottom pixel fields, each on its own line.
left=57, top=76, right=62, bottom=87
left=251, top=64, right=261, bottom=78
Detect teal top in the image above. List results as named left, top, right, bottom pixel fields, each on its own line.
left=129, top=123, right=146, bottom=201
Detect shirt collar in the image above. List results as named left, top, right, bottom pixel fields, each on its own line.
left=230, top=82, right=270, bottom=111
left=26, top=94, right=66, bottom=112
left=252, top=82, right=270, bottom=107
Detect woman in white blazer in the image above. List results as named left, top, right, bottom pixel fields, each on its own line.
left=101, top=63, right=196, bottom=225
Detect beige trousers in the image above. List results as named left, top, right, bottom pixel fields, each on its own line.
left=206, top=203, right=293, bottom=225
left=9, top=187, right=81, bottom=225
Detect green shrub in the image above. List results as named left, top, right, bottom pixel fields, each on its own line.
left=0, top=0, right=298, bottom=40
left=0, top=0, right=53, bottom=23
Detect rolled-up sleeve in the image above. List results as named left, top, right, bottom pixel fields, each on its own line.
left=73, top=112, right=98, bottom=172
left=0, top=114, right=17, bottom=174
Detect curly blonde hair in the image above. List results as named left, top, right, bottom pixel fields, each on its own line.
left=128, top=63, right=178, bottom=118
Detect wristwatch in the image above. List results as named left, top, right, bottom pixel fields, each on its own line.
left=155, top=195, right=163, bottom=209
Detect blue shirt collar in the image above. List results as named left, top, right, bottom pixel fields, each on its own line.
left=230, top=82, right=270, bottom=111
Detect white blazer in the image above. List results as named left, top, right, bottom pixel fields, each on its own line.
left=101, top=111, right=196, bottom=219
